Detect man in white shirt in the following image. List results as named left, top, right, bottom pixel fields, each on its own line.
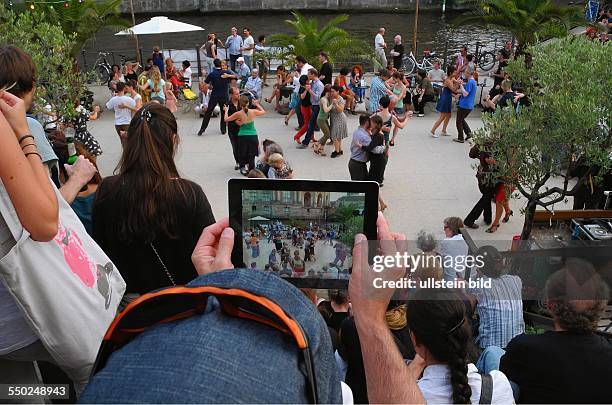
left=105, top=81, right=136, bottom=140
left=374, top=27, right=387, bottom=68
left=245, top=69, right=262, bottom=99
left=241, top=27, right=255, bottom=69
left=428, top=60, right=447, bottom=88
left=235, top=57, right=251, bottom=83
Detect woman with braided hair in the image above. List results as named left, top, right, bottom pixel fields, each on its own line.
left=407, top=288, right=515, bottom=404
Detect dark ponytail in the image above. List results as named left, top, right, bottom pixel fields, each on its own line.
left=407, top=289, right=473, bottom=404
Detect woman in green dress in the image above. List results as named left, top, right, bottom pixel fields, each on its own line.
left=224, top=96, right=266, bottom=175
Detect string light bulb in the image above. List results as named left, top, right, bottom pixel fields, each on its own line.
left=29, top=3, right=35, bottom=10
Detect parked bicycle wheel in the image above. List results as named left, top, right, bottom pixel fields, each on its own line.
left=95, top=64, right=111, bottom=86
left=402, top=56, right=416, bottom=74
left=477, top=51, right=496, bottom=71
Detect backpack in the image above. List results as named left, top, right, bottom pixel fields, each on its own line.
left=81, top=269, right=341, bottom=403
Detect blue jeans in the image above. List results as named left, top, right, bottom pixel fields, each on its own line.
left=302, top=104, right=320, bottom=146
left=475, top=346, right=505, bottom=373
left=243, top=55, right=253, bottom=69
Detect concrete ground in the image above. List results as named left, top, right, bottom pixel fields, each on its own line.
left=87, top=83, right=568, bottom=247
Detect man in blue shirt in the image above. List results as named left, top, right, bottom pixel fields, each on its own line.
left=297, top=68, right=324, bottom=148
left=225, top=27, right=243, bottom=71
left=368, top=69, right=391, bottom=113
left=348, top=114, right=372, bottom=180
left=198, top=59, right=237, bottom=136
left=454, top=67, right=477, bottom=143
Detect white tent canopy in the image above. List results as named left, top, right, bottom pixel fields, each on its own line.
left=248, top=216, right=270, bottom=222
left=115, top=16, right=204, bottom=36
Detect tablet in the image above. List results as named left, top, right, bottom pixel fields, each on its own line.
left=228, top=179, right=379, bottom=288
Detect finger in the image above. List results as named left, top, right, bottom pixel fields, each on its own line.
left=376, top=212, right=392, bottom=241
left=214, top=227, right=235, bottom=267
left=351, top=233, right=368, bottom=274
left=198, top=217, right=230, bottom=247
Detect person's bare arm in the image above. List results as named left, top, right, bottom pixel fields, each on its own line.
left=0, top=92, right=58, bottom=241
left=59, top=155, right=97, bottom=204
left=349, top=213, right=425, bottom=404
left=252, top=99, right=266, bottom=116
left=223, top=106, right=241, bottom=122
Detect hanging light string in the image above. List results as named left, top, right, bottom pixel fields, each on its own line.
left=6, top=0, right=85, bottom=9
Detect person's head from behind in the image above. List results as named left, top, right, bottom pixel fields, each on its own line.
left=115, top=81, right=126, bottom=95
left=443, top=216, right=463, bottom=238
left=417, top=69, right=427, bottom=80
left=149, top=66, right=162, bottom=83
left=298, top=74, right=308, bottom=87
left=116, top=103, right=181, bottom=243
left=268, top=153, right=285, bottom=170
left=358, top=113, right=371, bottom=129
left=501, top=79, right=512, bottom=92
left=213, top=58, right=222, bottom=69
left=369, top=115, right=383, bottom=134
left=466, top=54, right=473, bottom=63
left=329, top=289, right=349, bottom=306
left=475, top=246, right=504, bottom=278
left=379, top=95, right=391, bottom=110
left=321, top=83, right=332, bottom=98
left=446, top=65, right=456, bottom=77
left=0, top=45, right=37, bottom=111
left=239, top=95, right=249, bottom=112
left=407, top=288, right=474, bottom=403
left=182, top=60, right=191, bottom=70
left=339, top=67, right=349, bottom=77
left=416, top=230, right=437, bottom=253
left=378, top=68, right=390, bottom=80
left=545, top=258, right=610, bottom=332
left=463, top=66, right=473, bottom=78
left=51, top=135, right=102, bottom=186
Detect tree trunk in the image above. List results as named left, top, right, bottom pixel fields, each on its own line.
left=520, top=200, right=537, bottom=240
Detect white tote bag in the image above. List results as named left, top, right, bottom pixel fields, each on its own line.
left=0, top=181, right=125, bottom=386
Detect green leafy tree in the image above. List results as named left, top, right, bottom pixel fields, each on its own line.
left=456, top=0, right=583, bottom=55
left=271, top=11, right=373, bottom=70
left=38, top=0, right=128, bottom=57
left=0, top=4, right=89, bottom=121
left=472, top=36, right=612, bottom=240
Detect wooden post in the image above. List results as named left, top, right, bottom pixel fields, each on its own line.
left=129, top=0, right=141, bottom=65
left=412, top=0, right=420, bottom=54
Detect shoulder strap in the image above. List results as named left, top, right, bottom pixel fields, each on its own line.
left=479, top=373, right=493, bottom=405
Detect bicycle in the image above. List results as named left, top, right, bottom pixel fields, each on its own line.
left=401, top=52, right=438, bottom=75
left=89, top=52, right=129, bottom=86
left=473, top=43, right=497, bottom=72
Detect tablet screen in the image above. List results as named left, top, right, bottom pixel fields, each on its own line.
left=239, top=189, right=367, bottom=280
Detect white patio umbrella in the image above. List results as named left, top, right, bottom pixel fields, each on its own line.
left=115, top=16, right=204, bottom=51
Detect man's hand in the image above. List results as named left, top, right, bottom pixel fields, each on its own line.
left=349, top=212, right=407, bottom=326
left=192, top=217, right=235, bottom=276
left=64, top=155, right=96, bottom=184
left=0, top=91, right=29, bottom=136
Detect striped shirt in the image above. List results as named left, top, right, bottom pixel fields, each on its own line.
left=468, top=274, right=524, bottom=349
left=369, top=76, right=387, bottom=113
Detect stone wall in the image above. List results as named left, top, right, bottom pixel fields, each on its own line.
left=119, top=0, right=459, bottom=14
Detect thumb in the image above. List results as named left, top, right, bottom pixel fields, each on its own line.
left=215, top=227, right=235, bottom=267
left=352, top=233, right=368, bottom=266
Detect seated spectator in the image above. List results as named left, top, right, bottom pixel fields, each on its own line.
left=407, top=288, right=515, bottom=404
left=467, top=246, right=524, bottom=351
left=500, top=258, right=611, bottom=403
left=428, top=60, right=447, bottom=88
left=416, top=230, right=437, bottom=254
left=318, top=289, right=350, bottom=332
left=235, top=57, right=251, bottom=84
left=438, top=217, right=469, bottom=281
left=411, top=70, right=435, bottom=117
left=244, top=68, right=263, bottom=99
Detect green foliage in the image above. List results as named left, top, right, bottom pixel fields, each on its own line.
left=14, top=0, right=128, bottom=56
left=339, top=216, right=363, bottom=247
left=473, top=36, right=612, bottom=239
left=0, top=4, right=89, bottom=121
left=455, top=0, right=583, bottom=54
left=270, top=11, right=373, bottom=70
left=330, top=203, right=358, bottom=223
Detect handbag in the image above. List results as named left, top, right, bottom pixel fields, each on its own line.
left=0, top=181, right=126, bottom=387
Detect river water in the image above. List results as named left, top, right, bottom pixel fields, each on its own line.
left=84, top=10, right=510, bottom=69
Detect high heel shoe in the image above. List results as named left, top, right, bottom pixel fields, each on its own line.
left=485, top=224, right=499, bottom=233
left=502, top=210, right=514, bottom=223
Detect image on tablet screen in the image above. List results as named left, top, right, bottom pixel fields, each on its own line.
left=241, top=190, right=365, bottom=279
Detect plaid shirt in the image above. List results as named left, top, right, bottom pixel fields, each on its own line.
left=468, top=274, right=524, bottom=349
left=368, top=76, right=387, bottom=113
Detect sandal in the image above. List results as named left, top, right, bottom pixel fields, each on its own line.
left=485, top=224, right=499, bottom=233
left=389, top=140, right=395, bottom=146
left=502, top=210, right=513, bottom=223
left=264, top=98, right=271, bottom=103
left=284, top=117, right=289, bottom=126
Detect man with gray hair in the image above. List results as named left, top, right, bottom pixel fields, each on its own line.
left=416, top=230, right=437, bottom=254
left=389, top=35, right=404, bottom=70
left=245, top=68, right=262, bottom=99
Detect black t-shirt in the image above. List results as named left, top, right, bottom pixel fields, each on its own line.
left=92, top=177, right=215, bottom=294
left=299, top=86, right=311, bottom=107
left=227, top=100, right=240, bottom=135
left=125, top=72, right=138, bottom=82
left=319, top=62, right=333, bottom=86
left=499, top=48, right=512, bottom=67
left=500, top=331, right=612, bottom=403
left=392, top=44, right=405, bottom=69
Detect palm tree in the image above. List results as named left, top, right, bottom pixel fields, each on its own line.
left=271, top=11, right=372, bottom=70
left=47, top=0, right=129, bottom=57
left=455, top=0, right=582, bottom=56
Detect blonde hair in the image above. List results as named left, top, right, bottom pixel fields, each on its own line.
left=268, top=153, right=284, bottom=164
left=501, top=79, right=512, bottom=91
left=164, top=82, right=173, bottom=91
left=149, top=66, right=162, bottom=92
left=385, top=304, right=407, bottom=330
